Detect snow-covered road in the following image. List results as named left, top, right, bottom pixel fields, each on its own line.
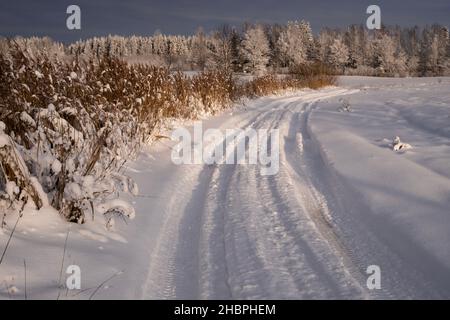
left=138, top=88, right=367, bottom=299
left=2, top=77, right=450, bottom=299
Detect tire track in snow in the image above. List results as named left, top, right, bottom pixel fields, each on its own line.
left=198, top=100, right=302, bottom=299
left=142, top=87, right=366, bottom=299
left=230, top=94, right=364, bottom=299
left=142, top=97, right=300, bottom=298
left=199, top=88, right=364, bottom=299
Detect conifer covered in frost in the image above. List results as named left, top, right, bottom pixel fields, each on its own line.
left=277, top=20, right=314, bottom=67
left=327, top=38, right=349, bottom=73
left=241, top=25, right=270, bottom=75
left=190, top=28, right=210, bottom=71
left=371, top=33, right=407, bottom=76
left=419, top=26, right=450, bottom=76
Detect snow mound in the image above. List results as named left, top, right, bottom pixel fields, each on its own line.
left=391, top=136, right=412, bottom=152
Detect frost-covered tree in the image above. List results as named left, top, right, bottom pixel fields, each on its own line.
left=419, top=25, right=449, bottom=76
left=263, top=24, right=284, bottom=70
left=372, top=33, right=407, bottom=76
left=343, top=25, right=367, bottom=69
left=327, top=38, right=349, bottom=73
left=209, top=25, right=235, bottom=74
left=277, top=20, right=314, bottom=67
left=240, top=25, right=270, bottom=75
left=317, top=28, right=335, bottom=63
left=399, top=27, right=421, bottom=75
left=190, top=28, right=209, bottom=71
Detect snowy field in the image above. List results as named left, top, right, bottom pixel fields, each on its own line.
left=1, top=76, right=450, bottom=299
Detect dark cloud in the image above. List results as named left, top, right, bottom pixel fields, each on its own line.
left=1, top=0, right=449, bottom=42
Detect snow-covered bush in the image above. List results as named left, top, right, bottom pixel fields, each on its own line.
left=338, top=98, right=352, bottom=112
left=0, top=45, right=144, bottom=223
left=191, top=70, right=235, bottom=115
left=289, top=63, right=337, bottom=89
left=391, top=136, right=412, bottom=152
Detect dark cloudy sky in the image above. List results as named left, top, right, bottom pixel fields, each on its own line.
left=1, top=0, right=449, bottom=42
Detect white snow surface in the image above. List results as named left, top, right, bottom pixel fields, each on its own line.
left=1, top=77, right=450, bottom=299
